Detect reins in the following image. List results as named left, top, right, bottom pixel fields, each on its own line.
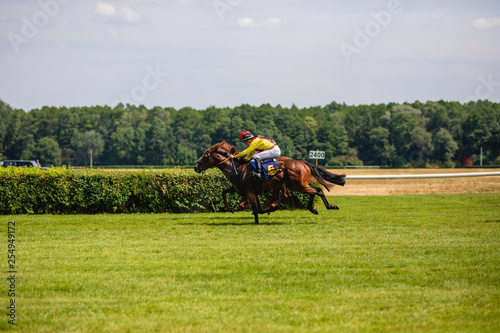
left=218, top=156, right=232, bottom=165
left=217, top=155, right=239, bottom=176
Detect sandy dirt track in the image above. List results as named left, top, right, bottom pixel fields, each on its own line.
left=326, top=168, right=500, bottom=196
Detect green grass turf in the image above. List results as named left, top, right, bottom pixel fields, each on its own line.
left=1, top=194, right=499, bottom=332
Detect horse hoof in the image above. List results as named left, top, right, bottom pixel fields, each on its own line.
left=310, top=209, right=318, bottom=215
left=333, top=205, right=339, bottom=210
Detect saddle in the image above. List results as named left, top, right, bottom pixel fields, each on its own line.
left=249, top=159, right=283, bottom=180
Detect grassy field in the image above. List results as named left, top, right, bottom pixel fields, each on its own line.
left=1, top=194, right=499, bottom=332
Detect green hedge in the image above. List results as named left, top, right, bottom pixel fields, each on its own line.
left=0, top=167, right=310, bottom=214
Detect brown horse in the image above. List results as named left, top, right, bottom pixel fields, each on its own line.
left=194, top=141, right=345, bottom=224
left=221, top=155, right=293, bottom=213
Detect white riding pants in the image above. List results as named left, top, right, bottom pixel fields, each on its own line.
left=252, top=145, right=281, bottom=161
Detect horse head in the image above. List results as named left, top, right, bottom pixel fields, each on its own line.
left=194, top=141, right=236, bottom=173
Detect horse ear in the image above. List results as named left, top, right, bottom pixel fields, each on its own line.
left=230, top=146, right=237, bottom=154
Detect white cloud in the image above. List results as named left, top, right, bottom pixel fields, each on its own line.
left=94, top=2, right=143, bottom=24
left=95, top=3, right=116, bottom=17
left=473, top=16, right=500, bottom=29
left=121, top=6, right=142, bottom=23
left=264, top=17, right=283, bottom=28
left=238, top=17, right=256, bottom=28
left=238, top=17, right=283, bottom=28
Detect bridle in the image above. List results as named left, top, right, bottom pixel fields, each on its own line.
left=196, top=146, right=238, bottom=175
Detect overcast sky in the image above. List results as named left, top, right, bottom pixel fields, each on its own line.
left=1, top=0, right=500, bottom=111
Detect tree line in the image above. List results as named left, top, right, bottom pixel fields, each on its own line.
left=1, top=99, right=499, bottom=167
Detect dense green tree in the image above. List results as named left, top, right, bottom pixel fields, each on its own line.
left=20, top=134, right=36, bottom=161
left=34, top=137, right=61, bottom=166
left=109, top=127, right=136, bottom=165
left=432, top=128, right=459, bottom=167
left=0, top=99, right=498, bottom=167
left=460, top=102, right=498, bottom=160
left=365, top=127, right=396, bottom=166
left=72, top=130, right=105, bottom=166
left=145, top=116, right=174, bottom=165
left=328, top=147, right=364, bottom=166
left=292, top=116, right=318, bottom=160
left=389, top=112, right=419, bottom=160
left=176, top=143, right=197, bottom=165
left=317, top=114, right=349, bottom=164
left=408, top=127, right=433, bottom=167
left=0, top=100, right=26, bottom=160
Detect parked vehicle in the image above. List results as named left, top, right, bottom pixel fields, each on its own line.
left=1, top=160, right=50, bottom=170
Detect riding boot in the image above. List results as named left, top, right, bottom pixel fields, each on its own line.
left=253, top=158, right=262, bottom=179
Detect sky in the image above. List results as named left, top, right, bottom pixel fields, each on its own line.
left=1, top=0, right=500, bottom=111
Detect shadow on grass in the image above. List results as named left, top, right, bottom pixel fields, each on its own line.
left=161, top=215, right=246, bottom=221
left=482, top=219, right=500, bottom=223
left=188, top=221, right=289, bottom=226
left=173, top=215, right=318, bottom=226
left=155, top=211, right=321, bottom=226
left=178, top=221, right=319, bottom=226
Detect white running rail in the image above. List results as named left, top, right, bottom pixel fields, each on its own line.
left=345, top=171, right=500, bottom=180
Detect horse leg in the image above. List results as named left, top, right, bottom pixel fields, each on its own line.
left=251, top=194, right=281, bottom=217
left=262, top=189, right=278, bottom=210
left=263, top=185, right=291, bottom=211
left=223, top=187, right=253, bottom=212
left=307, top=194, right=319, bottom=215
left=262, top=187, right=282, bottom=210
left=239, top=197, right=251, bottom=210
left=316, top=187, right=340, bottom=210
left=222, top=187, right=236, bottom=213
left=260, top=203, right=281, bottom=214
left=246, top=192, right=262, bottom=224
left=290, top=183, right=334, bottom=214
left=307, top=187, right=339, bottom=213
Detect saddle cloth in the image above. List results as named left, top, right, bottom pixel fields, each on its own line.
left=250, top=159, right=283, bottom=180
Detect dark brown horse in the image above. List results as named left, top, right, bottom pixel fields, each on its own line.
left=194, top=141, right=345, bottom=224
left=221, top=156, right=293, bottom=213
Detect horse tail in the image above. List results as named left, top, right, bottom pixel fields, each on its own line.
left=304, top=161, right=346, bottom=191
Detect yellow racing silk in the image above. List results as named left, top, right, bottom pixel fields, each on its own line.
left=234, top=136, right=276, bottom=161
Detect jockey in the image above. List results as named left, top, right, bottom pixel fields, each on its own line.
left=231, top=131, right=281, bottom=178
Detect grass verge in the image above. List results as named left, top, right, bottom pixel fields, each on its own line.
left=1, top=194, right=499, bottom=332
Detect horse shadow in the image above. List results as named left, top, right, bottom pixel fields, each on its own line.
left=157, top=213, right=320, bottom=226
left=173, top=215, right=318, bottom=226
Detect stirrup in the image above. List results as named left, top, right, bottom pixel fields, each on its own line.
left=252, top=171, right=262, bottom=179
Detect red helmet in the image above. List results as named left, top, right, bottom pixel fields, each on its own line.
left=239, top=131, right=255, bottom=142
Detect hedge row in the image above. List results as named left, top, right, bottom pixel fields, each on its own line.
left=0, top=167, right=310, bottom=214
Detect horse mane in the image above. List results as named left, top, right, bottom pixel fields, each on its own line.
left=213, top=141, right=237, bottom=154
